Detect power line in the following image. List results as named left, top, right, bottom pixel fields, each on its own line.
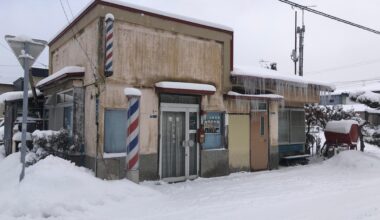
left=307, top=59, right=380, bottom=75
left=278, top=0, right=380, bottom=35
left=332, top=76, right=380, bottom=84
left=65, top=0, right=75, bottom=19
left=59, top=0, right=104, bottom=83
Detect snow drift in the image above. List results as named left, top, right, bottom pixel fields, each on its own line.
left=2, top=147, right=380, bottom=219
left=0, top=153, right=162, bottom=220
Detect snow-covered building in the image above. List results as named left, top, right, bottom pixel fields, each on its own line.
left=320, top=81, right=380, bottom=125
left=38, top=0, right=332, bottom=181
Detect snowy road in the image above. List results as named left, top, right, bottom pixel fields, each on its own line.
left=1, top=145, right=380, bottom=220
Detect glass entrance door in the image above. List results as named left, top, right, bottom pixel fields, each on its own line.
left=160, top=103, right=199, bottom=182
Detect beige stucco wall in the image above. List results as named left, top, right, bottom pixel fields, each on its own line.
left=100, top=85, right=158, bottom=155
left=228, top=114, right=250, bottom=171
left=48, top=3, right=233, bottom=159
left=225, top=98, right=251, bottom=114
left=269, top=101, right=279, bottom=147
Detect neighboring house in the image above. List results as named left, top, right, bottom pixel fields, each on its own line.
left=0, top=83, right=14, bottom=95
left=0, top=67, right=48, bottom=155
left=320, top=81, right=380, bottom=125
left=37, top=0, right=332, bottom=182
left=227, top=66, right=333, bottom=167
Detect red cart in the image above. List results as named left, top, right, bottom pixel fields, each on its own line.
left=322, top=120, right=359, bottom=158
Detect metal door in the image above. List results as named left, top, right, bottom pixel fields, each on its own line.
left=250, top=111, right=269, bottom=171
left=160, top=104, right=199, bottom=182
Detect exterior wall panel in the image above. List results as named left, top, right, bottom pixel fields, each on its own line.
left=228, top=114, right=250, bottom=172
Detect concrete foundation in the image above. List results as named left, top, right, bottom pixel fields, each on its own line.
left=200, top=149, right=229, bottom=178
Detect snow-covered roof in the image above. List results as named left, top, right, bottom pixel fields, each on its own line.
left=325, top=120, right=358, bottom=134
left=327, top=81, right=380, bottom=95
left=337, top=104, right=380, bottom=114
left=124, top=88, right=142, bottom=97
left=50, top=0, right=232, bottom=45
left=232, top=66, right=335, bottom=91
left=226, top=91, right=283, bottom=100
left=36, top=66, right=84, bottom=88
left=155, top=81, right=216, bottom=94
left=0, top=90, right=41, bottom=104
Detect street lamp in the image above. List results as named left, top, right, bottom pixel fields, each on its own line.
left=4, top=35, right=47, bottom=181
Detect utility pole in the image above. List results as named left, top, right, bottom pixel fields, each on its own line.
left=297, top=10, right=306, bottom=77
left=290, top=10, right=298, bottom=75
left=279, top=0, right=380, bottom=77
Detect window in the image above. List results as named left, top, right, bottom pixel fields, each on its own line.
left=260, top=116, right=265, bottom=136
left=45, top=89, right=74, bottom=134
left=104, top=109, right=128, bottom=154
left=63, top=106, right=73, bottom=134
left=202, top=112, right=225, bottom=149
left=251, top=100, right=267, bottom=111
left=278, top=109, right=305, bottom=144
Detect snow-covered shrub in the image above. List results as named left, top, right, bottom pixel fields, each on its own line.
left=364, top=126, right=380, bottom=147
left=350, top=91, right=380, bottom=108
left=49, top=129, right=71, bottom=152
left=25, top=129, right=73, bottom=166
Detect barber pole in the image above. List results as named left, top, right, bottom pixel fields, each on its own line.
left=104, top=13, right=114, bottom=77
left=126, top=97, right=140, bottom=170
left=124, top=88, right=142, bottom=183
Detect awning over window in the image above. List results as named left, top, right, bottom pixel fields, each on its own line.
left=155, top=81, right=216, bottom=95
left=36, top=66, right=84, bottom=88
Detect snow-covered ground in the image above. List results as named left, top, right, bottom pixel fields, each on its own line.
left=1, top=145, right=380, bottom=219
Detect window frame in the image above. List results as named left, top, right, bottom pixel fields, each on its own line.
left=278, top=108, right=305, bottom=145
left=202, top=111, right=226, bottom=150
left=103, top=108, right=128, bottom=157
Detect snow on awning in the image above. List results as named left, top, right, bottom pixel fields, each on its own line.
left=155, top=81, right=216, bottom=95
left=0, top=90, right=42, bottom=104
left=231, top=66, right=335, bottom=91
left=226, top=91, right=283, bottom=100
left=124, top=88, right=142, bottom=97
left=36, top=66, right=85, bottom=88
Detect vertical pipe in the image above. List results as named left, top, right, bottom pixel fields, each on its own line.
left=294, top=11, right=298, bottom=75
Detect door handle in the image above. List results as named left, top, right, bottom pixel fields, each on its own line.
left=182, top=140, right=195, bottom=148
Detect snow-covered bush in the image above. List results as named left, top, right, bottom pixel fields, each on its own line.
left=363, top=126, right=380, bottom=147
left=350, top=90, right=380, bottom=108
left=25, top=129, right=74, bottom=166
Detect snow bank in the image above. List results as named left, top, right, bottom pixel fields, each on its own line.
left=0, top=145, right=4, bottom=160
left=0, top=154, right=162, bottom=219
left=323, top=150, right=380, bottom=170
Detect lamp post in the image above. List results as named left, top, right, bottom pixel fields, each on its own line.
left=5, top=35, right=47, bottom=181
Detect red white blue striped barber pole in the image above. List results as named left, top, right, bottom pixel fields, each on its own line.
left=126, top=96, right=140, bottom=171
left=105, top=13, right=114, bottom=76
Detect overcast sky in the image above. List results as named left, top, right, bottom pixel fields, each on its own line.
left=1, top=0, right=379, bottom=88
